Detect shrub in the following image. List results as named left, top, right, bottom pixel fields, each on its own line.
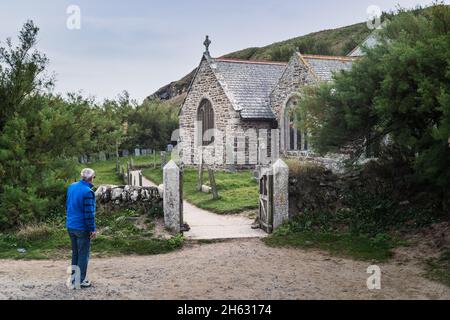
left=16, top=224, right=54, bottom=242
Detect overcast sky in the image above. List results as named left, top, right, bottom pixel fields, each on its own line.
left=0, top=0, right=445, bottom=103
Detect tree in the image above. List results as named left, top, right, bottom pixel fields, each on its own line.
left=298, top=3, right=450, bottom=189
left=126, top=99, right=179, bottom=151
left=0, top=22, right=126, bottom=228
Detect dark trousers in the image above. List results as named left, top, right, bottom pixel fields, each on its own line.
left=68, top=229, right=91, bottom=283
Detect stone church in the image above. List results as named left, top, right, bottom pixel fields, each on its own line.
left=178, top=36, right=368, bottom=170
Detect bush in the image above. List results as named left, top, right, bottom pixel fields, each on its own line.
left=298, top=4, right=450, bottom=190
left=16, top=224, right=54, bottom=242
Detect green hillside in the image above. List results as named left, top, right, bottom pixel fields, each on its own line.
left=149, top=22, right=371, bottom=101
left=223, top=22, right=371, bottom=61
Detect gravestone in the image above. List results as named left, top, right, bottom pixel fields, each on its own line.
left=163, top=160, right=182, bottom=233
left=100, top=152, right=107, bottom=161
left=134, top=148, right=141, bottom=157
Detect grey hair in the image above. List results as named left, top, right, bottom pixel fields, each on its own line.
left=81, top=168, right=95, bottom=181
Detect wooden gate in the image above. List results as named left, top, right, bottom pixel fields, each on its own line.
left=259, top=169, right=273, bottom=233
left=179, top=167, right=184, bottom=231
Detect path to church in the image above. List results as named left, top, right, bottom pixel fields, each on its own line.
left=130, top=170, right=267, bottom=240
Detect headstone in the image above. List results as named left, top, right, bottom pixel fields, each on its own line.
left=167, top=144, right=174, bottom=152
left=163, top=161, right=182, bottom=233
left=99, top=151, right=106, bottom=161
left=201, top=185, right=212, bottom=194
left=272, top=159, right=289, bottom=229
left=122, top=149, right=129, bottom=157
left=135, top=148, right=141, bottom=157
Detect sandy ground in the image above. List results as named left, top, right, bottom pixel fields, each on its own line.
left=0, top=238, right=449, bottom=300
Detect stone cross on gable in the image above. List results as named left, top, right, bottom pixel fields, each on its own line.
left=203, top=35, right=211, bottom=55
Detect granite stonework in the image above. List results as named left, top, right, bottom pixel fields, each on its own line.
left=179, top=47, right=359, bottom=171
left=95, top=185, right=161, bottom=212
left=179, top=55, right=276, bottom=170
left=163, top=160, right=183, bottom=233
left=272, top=159, right=290, bottom=229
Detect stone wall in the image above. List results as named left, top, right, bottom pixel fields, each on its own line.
left=286, top=159, right=443, bottom=218
left=285, top=152, right=349, bottom=173
left=287, top=160, right=394, bottom=217
left=95, top=185, right=162, bottom=213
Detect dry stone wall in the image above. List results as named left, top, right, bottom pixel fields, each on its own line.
left=95, top=185, right=162, bottom=213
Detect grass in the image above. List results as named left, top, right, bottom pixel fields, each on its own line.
left=425, top=250, right=450, bottom=287
left=77, top=159, right=122, bottom=185
left=76, top=155, right=258, bottom=214
left=0, top=209, right=183, bottom=260
left=75, top=154, right=163, bottom=186
left=263, top=231, right=396, bottom=262
left=142, top=168, right=259, bottom=214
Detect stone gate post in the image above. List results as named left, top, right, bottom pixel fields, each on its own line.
left=163, top=160, right=182, bottom=233
left=272, top=159, right=289, bottom=229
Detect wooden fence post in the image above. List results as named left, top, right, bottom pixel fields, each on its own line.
left=207, top=167, right=219, bottom=200
left=126, top=162, right=130, bottom=185
left=197, top=152, right=203, bottom=192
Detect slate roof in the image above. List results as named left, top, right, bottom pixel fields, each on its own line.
left=348, top=32, right=380, bottom=57
left=301, top=54, right=356, bottom=82
left=210, top=58, right=286, bottom=120
left=195, top=54, right=356, bottom=120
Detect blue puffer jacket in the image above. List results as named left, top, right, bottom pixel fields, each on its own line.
left=66, top=180, right=96, bottom=232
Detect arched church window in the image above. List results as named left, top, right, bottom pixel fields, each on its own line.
left=197, top=99, right=215, bottom=146
left=284, top=97, right=308, bottom=151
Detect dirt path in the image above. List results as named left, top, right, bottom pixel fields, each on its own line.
left=0, top=238, right=448, bottom=300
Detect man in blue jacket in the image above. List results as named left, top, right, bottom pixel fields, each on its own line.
left=66, top=168, right=97, bottom=289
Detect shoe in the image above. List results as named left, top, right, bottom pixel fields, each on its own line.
left=80, top=279, right=92, bottom=288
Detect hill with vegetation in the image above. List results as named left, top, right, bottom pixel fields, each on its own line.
left=148, top=22, right=371, bottom=102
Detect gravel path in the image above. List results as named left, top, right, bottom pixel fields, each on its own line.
left=0, top=239, right=448, bottom=300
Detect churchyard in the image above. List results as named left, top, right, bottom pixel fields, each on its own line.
left=0, top=3, right=449, bottom=300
